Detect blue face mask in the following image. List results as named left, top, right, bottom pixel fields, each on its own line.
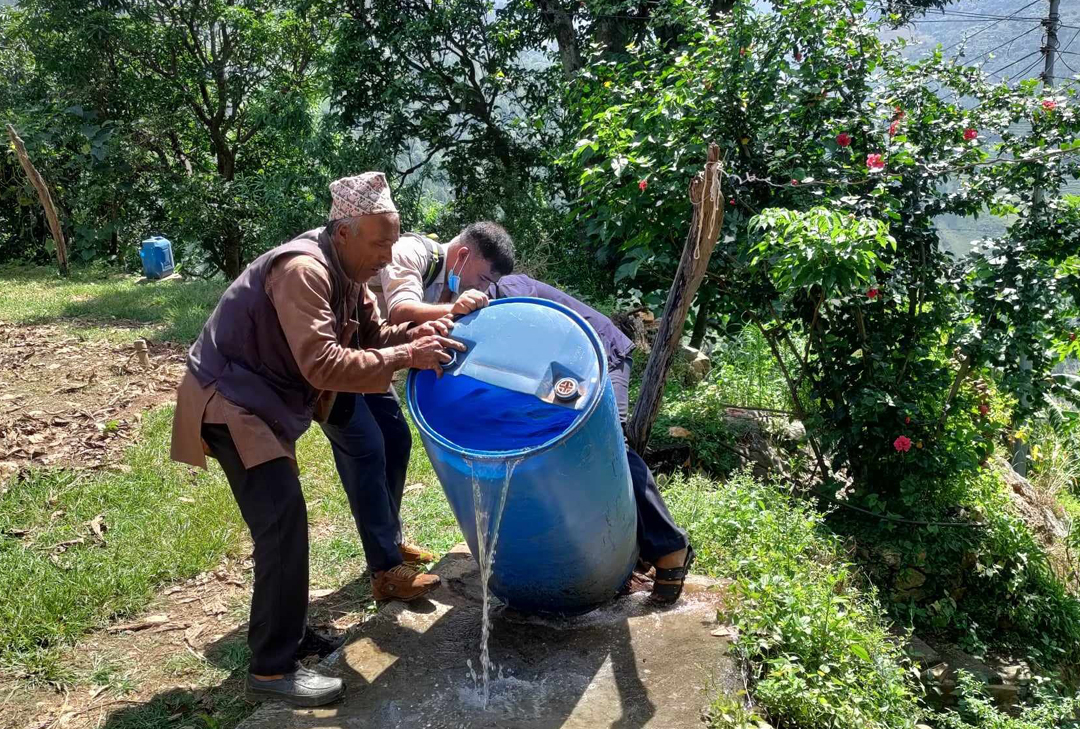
left=448, top=250, right=470, bottom=294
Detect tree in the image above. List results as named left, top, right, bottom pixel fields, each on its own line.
left=331, top=0, right=565, bottom=202
left=565, top=0, right=1080, bottom=499
left=11, top=0, right=342, bottom=277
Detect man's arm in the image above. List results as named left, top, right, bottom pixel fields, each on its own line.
left=357, top=287, right=415, bottom=347
left=390, top=290, right=489, bottom=325
left=269, top=255, right=414, bottom=393
left=388, top=299, right=453, bottom=325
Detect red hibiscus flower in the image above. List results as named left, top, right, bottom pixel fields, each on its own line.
left=978, top=404, right=990, bottom=416
left=638, top=179, right=648, bottom=191
left=1043, top=99, right=1057, bottom=111
left=894, top=436, right=912, bottom=453
left=963, top=128, right=978, bottom=141
left=889, top=120, right=900, bottom=137
left=836, top=132, right=852, bottom=147
left=867, top=288, right=879, bottom=299
left=791, top=178, right=799, bottom=185
left=866, top=153, right=885, bottom=171
left=905, top=416, right=911, bottom=424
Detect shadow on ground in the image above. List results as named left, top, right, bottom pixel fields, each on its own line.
left=98, top=551, right=732, bottom=729
left=1, top=266, right=225, bottom=343
left=92, top=576, right=372, bottom=729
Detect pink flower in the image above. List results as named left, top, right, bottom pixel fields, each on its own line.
left=867, top=288, right=879, bottom=299
left=866, top=153, right=885, bottom=171
left=894, top=436, right=912, bottom=453
left=728, top=198, right=735, bottom=205
left=889, top=120, right=900, bottom=137
left=791, top=178, right=799, bottom=185
left=1043, top=99, right=1057, bottom=111
left=963, top=128, right=978, bottom=141
left=639, top=179, right=648, bottom=191
left=836, top=132, right=852, bottom=147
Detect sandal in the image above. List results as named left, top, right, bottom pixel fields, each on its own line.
left=650, top=544, right=695, bottom=605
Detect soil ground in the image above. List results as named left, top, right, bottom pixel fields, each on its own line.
left=0, top=322, right=186, bottom=480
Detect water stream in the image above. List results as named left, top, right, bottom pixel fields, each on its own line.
left=467, top=456, right=521, bottom=709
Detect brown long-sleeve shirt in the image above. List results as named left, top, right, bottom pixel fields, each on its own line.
left=171, top=252, right=414, bottom=470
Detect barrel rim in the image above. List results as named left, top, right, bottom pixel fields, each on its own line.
left=405, top=297, right=609, bottom=460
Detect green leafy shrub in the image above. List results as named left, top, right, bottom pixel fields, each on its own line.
left=931, top=671, right=1079, bottom=729
left=665, top=469, right=924, bottom=728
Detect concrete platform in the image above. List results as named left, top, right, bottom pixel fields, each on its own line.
left=239, top=545, right=739, bottom=729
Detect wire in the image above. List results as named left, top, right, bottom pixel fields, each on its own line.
left=963, top=25, right=1042, bottom=65
left=891, top=4, right=1044, bottom=22
left=1014, top=54, right=1047, bottom=81
left=942, top=0, right=1042, bottom=55
left=988, top=49, right=1043, bottom=77
left=1059, top=54, right=1080, bottom=76
left=812, top=488, right=987, bottom=528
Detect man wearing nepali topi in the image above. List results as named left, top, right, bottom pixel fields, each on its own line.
left=170, top=172, right=463, bottom=707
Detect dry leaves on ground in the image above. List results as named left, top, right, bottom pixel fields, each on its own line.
left=0, top=323, right=186, bottom=480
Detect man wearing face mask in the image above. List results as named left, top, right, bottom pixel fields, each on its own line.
left=317, top=222, right=515, bottom=603
left=171, top=173, right=463, bottom=707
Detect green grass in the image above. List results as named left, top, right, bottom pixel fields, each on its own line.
left=0, top=401, right=462, bottom=682
left=666, top=469, right=925, bottom=729
left=0, top=263, right=225, bottom=342
left=0, top=409, right=245, bottom=681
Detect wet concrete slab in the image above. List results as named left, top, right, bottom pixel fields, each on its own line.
left=238, top=544, right=739, bottom=729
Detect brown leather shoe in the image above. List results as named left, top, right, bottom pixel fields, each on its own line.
left=399, top=543, right=436, bottom=565
left=371, top=564, right=441, bottom=601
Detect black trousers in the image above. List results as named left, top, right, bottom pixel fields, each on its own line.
left=202, top=424, right=308, bottom=676
left=319, top=390, right=412, bottom=573
left=610, top=356, right=689, bottom=562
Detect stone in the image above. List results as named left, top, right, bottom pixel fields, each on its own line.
left=993, top=456, right=1070, bottom=543
left=903, top=635, right=941, bottom=667
left=238, top=545, right=739, bottom=729
left=893, top=567, right=926, bottom=592
left=679, top=345, right=712, bottom=383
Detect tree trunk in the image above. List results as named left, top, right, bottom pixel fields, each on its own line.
left=536, top=0, right=582, bottom=79
left=626, top=144, right=725, bottom=454
left=689, top=286, right=713, bottom=349
left=6, top=124, right=69, bottom=276
left=222, top=224, right=243, bottom=279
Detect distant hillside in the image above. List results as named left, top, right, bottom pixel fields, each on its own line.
left=891, top=1, right=1077, bottom=256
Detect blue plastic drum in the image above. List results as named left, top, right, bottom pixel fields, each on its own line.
left=406, top=298, right=638, bottom=614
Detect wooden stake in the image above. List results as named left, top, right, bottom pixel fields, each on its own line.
left=6, top=124, right=69, bottom=276
left=626, top=143, right=724, bottom=454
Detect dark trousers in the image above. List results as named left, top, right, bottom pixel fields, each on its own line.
left=626, top=446, right=689, bottom=562
left=202, top=424, right=308, bottom=676
left=319, top=390, right=412, bottom=573
left=610, top=357, right=689, bottom=562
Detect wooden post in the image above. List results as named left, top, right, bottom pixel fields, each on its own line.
left=6, top=124, right=69, bottom=276
left=626, top=143, right=724, bottom=454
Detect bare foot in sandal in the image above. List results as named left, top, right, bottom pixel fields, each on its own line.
left=651, top=544, right=695, bottom=605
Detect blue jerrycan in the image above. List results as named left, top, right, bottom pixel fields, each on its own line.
left=139, top=236, right=175, bottom=279
left=407, top=297, right=638, bottom=614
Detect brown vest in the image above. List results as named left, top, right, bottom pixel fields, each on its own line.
left=186, top=228, right=352, bottom=441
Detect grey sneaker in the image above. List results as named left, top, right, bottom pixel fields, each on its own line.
left=246, top=665, right=345, bottom=707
